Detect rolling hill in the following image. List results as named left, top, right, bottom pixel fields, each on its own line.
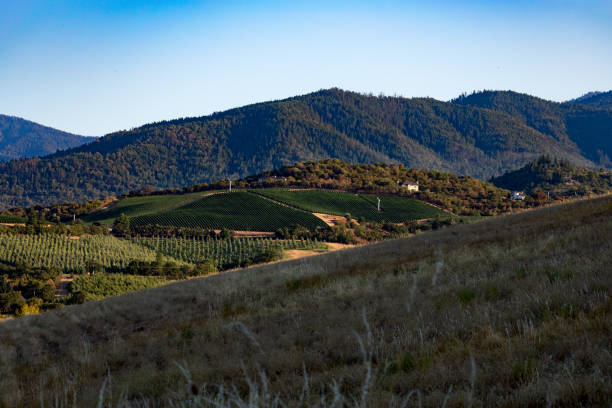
left=130, top=191, right=328, bottom=231
left=0, top=114, right=93, bottom=162
left=491, top=155, right=612, bottom=195
left=1, top=89, right=611, bottom=209
left=568, top=90, right=612, bottom=110
left=0, top=195, right=609, bottom=406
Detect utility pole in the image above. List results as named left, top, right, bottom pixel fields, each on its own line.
left=377, top=197, right=381, bottom=212
left=229, top=179, right=232, bottom=192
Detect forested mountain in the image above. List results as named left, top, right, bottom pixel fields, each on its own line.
left=0, top=115, right=93, bottom=162
left=490, top=155, right=612, bottom=196
left=567, top=90, right=612, bottom=110
left=1, top=88, right=611, bottom=208
left=452, top=90, right=612, bottom=167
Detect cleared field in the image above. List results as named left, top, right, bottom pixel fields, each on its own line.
left=131, top=236, right=327, bottom=269
left=130, top=192, right=327, bottom=231
left=0, top=234, right=176, bottom=273
left=81, top=192, right=210, bottom=225
left=253, top=189, right=445, bottom=222
left=71, top=274, right=167, bottom=301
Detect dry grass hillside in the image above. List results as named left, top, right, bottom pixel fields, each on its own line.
left=0, top=196, right=611, bottom=407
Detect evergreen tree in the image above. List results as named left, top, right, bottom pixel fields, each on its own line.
left=113, top=213, right=130, bottom=236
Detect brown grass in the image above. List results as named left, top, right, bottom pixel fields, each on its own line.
left=0, top=196, right=610, bottom=406
left=313, top=212, right=352, bottom=226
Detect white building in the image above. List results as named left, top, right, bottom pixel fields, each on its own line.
left=399, top=181, right=419, bottom=192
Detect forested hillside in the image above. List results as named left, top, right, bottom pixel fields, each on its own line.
left=491, top=155, right=612, bottom=196
left=452, top=90, right=612, bottom=167
left=1, top=89, right=611, bottom=208
left=0, top=115, right=93, bottom=162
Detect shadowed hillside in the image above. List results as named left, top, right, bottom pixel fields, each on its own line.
left=1, top=89, right=611, bottom=208
left=1, top=195, right=610, bottom=406
left=452, top=90, right=612, bottom=167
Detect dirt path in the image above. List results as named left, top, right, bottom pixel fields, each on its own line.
left=55, top=274, right=73, bottom=297
left=325, top=242, right=354, bottom=250
left=283, top=249, right=320, bottom=260
left=312, top=213, right=345, bottom=226
left=282, top=243, right=353, bottom=261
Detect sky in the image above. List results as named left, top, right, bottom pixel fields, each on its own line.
left=1, top=0, right=611, bottom=136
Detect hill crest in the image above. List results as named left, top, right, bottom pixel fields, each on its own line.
left=0, top=114, right=94, bottom=162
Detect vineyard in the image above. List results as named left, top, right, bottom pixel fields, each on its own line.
left=71, top=274, right=167, bottom=300
left=81, top=191, right=211, bottom=225
left=130, top=192, right=326, bottom=231
left=131, top=236, right=328, bottom=269
left=0, top=215, right=26, bottom=223
left=252, top=189, right=445, bottom=222
left=0, top=234, right=181, bottom=273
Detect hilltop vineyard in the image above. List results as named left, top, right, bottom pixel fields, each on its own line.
left=0, top=234, right=171, bottom=273
left=81, top=191, right=210, bottom=225
left=252, top=189, right=445, bottom=222
left=130, top=192, right=327, bottom=231
left=131, top=236, right=328, bottom=269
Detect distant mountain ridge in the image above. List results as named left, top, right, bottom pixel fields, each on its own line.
left=452, top=90, right=612, bottom=166
left=568, top=91, right=602, bottom=103
left=567, top=90, right=612, bottom=110
left=0, top=88, right=611, bottom=209
left=0, top=115, right=93, bottom=161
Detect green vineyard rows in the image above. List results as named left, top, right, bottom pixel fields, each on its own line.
left=0, top=232, right=327, bottom=275
left=71, top=273, right=167, bottom=300
left=0, top=234, right=180, bottom=273
left=0, top=215, right=26, bottom=223
left=252, top=189, right=445, bottom=222
left=130, top=192, right=326, bottom=231
left=130, top=236, right=328, bottom=269
left=82, top=191, right=211, bottom=225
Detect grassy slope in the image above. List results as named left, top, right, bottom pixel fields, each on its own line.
left=0, top=196, right=610, bottom=406
left=131, top=192, right=327, bottom=231
left=253, top=189, right=446, bottom=221
left=81, top=191, right=208, bottom=225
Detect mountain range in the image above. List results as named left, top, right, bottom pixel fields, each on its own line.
left=0, top=115, right=93, bottom=162
left=0, top=89, right=611, bottom=209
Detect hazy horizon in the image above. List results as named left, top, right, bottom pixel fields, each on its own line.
left=2, top=0, right=611, bottom=136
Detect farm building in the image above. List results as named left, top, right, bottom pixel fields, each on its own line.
left=399, top=181, right=419, bottom=192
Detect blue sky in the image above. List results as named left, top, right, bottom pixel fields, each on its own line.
left=1, top=0, right=611, bottom=136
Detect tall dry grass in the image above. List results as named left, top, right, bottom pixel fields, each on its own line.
left=0, top=196, right=610, bottom=406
